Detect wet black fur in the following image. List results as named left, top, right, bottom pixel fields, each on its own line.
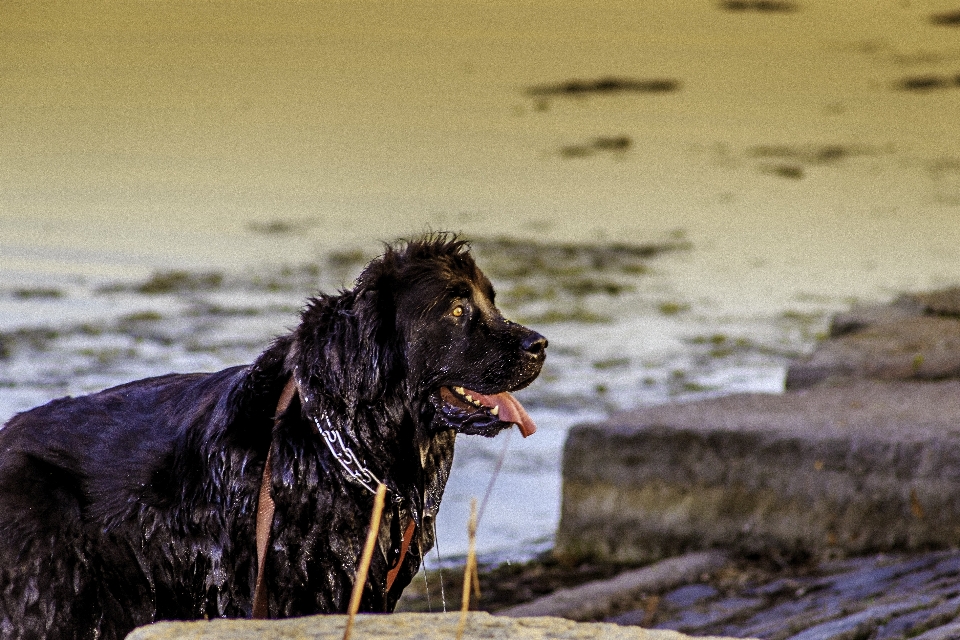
left=0, top=235, right=546, bottom=640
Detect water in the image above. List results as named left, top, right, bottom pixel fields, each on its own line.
left=5, top=0, right=960, bottom=560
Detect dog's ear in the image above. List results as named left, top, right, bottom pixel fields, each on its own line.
left=293, top=262, right=401, bottom=417
left=348, top=281, right=400, bottom=403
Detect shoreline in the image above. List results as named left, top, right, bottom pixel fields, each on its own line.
left=400, top=547, right=960, bottom=639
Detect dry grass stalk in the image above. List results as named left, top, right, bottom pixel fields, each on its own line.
left=456, top=498, right=479, bottom=640
left=343, top=483, right=387, bottom=640
left=471, top=555, right=481, bottom=598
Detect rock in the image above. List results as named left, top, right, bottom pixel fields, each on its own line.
left=498, top=551, right=728, bottom=620
left=829, top=288, right=960, bottom=337
left=827, top=302, right=923, bottom=338
left=914, top=594, right=960, bottom=634
left=645, top=595, right=765, bottom=634
left=788, top=287, right=960, bottom=389
left=661, top=584, right=720, bottom=609
left=546, top=288, right=960, bottom=634
left=901, top=287, right=960, bottom=317
left=124, top=611, right=744, bottom=640
left=555, top=380, right=960, bottom=562
left=786, top=316, right=960, bottom=389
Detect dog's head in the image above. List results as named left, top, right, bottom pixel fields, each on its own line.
left=296, top=234, right=546, bottom=438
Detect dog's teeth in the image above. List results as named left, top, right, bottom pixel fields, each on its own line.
left=464, top=394, right=474, bottom=402
left=454, top=386, right=465, bottom=395
left=490, top=405, right=499, bottom=416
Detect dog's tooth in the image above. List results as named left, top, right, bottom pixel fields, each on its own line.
left=464, top=393, right=474, bottom=402
left=454, top=386, right=465, bottom=395
left=490, top=405, right=499, bottom=416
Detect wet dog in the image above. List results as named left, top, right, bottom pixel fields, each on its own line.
left=0, top=235, right=546, bottom=639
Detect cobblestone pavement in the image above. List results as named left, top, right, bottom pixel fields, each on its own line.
left=607, top=551, right=960, bottom=640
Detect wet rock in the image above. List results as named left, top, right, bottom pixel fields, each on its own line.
left=900, top=287, right=960, bottom=316
left=602, top=551, right=960, bottom=639
left=654, top=596, right=765, bottom=633
left=125, top=611, right=742, bottom=640
left=874, top=608, right=938, bottom=640
left=785, top=600, right=934, bottom=640
left=662, top=584, right=720, bottom=608
left=914, top=622, right=960, bottom=640
left=556, top=379, right=960, bottom=562
left=468, top=532, right=960, bottom=639
left=826, top=302, right=921, bottom=338
left=549, top=288, right=960, bottom=638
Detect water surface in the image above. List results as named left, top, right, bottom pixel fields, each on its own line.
left=4, top=0, right=960, bottom=559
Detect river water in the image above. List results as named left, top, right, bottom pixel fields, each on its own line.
left=3, top=0, right=960, bottom=561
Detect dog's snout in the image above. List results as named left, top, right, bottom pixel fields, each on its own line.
left=522, top=331, right=548, bottom=356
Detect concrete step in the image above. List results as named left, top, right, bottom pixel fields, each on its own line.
left=556, top=379, right=960, bottom=563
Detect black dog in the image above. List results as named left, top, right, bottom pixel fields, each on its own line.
left=0, top=235, right=546, bottom=640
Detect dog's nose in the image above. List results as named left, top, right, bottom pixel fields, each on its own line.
left=522, top=331, right=548, bottom=356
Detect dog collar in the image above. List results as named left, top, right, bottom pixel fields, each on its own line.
left=253, top=377, right=409, bottom=618
left=280, top=375, right=385, bottom=496
left=311, top=412, right=383, bottom=495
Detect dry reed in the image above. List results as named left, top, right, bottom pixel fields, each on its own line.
left=456, top=498, right=479, bottom=640
left=343, top=483, right=387, bottom=640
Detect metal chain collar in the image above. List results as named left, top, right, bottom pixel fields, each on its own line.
left=312, top=413, right=384, bottom=495
left=292, top=369, right=385, bottom=496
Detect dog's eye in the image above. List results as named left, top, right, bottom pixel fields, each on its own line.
left=451, top=306, right=464, bottom=318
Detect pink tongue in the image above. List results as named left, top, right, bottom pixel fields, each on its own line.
left=469, top=390, right=537, bottom=437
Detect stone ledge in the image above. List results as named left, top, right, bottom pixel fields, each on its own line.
left=125, top=611, right=745, bottom=640
left=556, top=380, right=960, bottom=562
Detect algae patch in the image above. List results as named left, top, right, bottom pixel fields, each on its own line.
left=469, top=236, right=690, bottom=326
left=471, top=236, right=684, bottom=280
left=10, top=288, right=64, bottom=300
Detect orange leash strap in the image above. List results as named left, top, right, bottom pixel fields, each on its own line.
left=252, top=378, right=297, bottom=619
left=252, top=377, right=416, bottom=616
left=252, top=449, right=275, bottom=618
left=386, top=517, right=417, bottom=592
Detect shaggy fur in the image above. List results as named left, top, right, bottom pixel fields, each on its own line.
left=0, top=235, right=547, bottom=640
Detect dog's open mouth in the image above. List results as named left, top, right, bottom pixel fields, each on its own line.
left=438, top=386, right=536, bottom=437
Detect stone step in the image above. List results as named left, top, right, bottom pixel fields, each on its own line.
left=556, top=379, right=960, bottom=563
left=125, top=611, right=745, bottom=640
